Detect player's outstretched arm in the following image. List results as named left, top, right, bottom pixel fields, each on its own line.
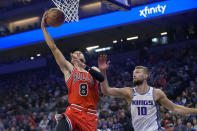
left=101, top=69, right=131, bottom=99
left=41, top=12, right=73, bottom=80
left=99, top=55, right=132, bottom=101
left=156, top=89, right=197, bottom=115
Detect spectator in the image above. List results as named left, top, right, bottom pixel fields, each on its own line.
left=0, top=119, right=4, bottom=131
left=193, top=119, right=197, bottom=131
left=172, top=115, right=177, bottom=125
left=167, top=123, right=175, bottom=131
left=119, top=112, right=132, bottom=131
left=175, top=118, right=187, bottom=131
left=112, top=117, right=123, bottom=131
left=109, top=100, right=119, bottom=112
left=188, top=81, right=197, bottom=94
left=174, top=96, right=184, bottom=105
left=101, top=123, right=111, bottom=131
left=39, top=116, right=49, bottom=129
left=186, top=121, right=196, bottom=131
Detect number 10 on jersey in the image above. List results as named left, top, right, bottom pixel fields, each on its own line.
left=137, top=107, right=147, bottom=115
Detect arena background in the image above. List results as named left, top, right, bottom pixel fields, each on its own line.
left=0, top=0, right=197, bottom=130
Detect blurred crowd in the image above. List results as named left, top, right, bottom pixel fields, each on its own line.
left=0, top=41, right=197, bottom=131
left=0, top=23, right=40, bottom=37
left=0, top=0, right=48, bottom=12
left=0, top=0, right=47, bottom=37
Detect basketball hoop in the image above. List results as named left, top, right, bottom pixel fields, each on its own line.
left=52, top=0, right=80, bottom=22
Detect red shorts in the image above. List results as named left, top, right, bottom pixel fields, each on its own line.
left=64, top=104, right=98, bottom=131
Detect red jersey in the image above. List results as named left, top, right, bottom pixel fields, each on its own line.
left=66, top=67, right=99, bottom=110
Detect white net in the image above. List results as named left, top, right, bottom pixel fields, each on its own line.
left=52, top=0, right=80, bottom=22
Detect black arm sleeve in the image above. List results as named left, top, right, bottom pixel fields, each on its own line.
left=85, top=66, right=104, bottom=82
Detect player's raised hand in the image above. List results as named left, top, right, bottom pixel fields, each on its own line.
left=98, top=55, right=110, bottom=71
left=41, top=11, right=48, bottom=29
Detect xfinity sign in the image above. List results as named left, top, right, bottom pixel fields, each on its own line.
left=140, top=4, right=167, bottom=17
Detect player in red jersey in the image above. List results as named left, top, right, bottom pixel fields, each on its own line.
left=41, top=12, right=104, bottom=131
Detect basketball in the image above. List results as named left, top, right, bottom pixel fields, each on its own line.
left=46, top=8, right=65, bottom=27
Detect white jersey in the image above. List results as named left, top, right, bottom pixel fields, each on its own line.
left=130, top=87, right=162, bottom=131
